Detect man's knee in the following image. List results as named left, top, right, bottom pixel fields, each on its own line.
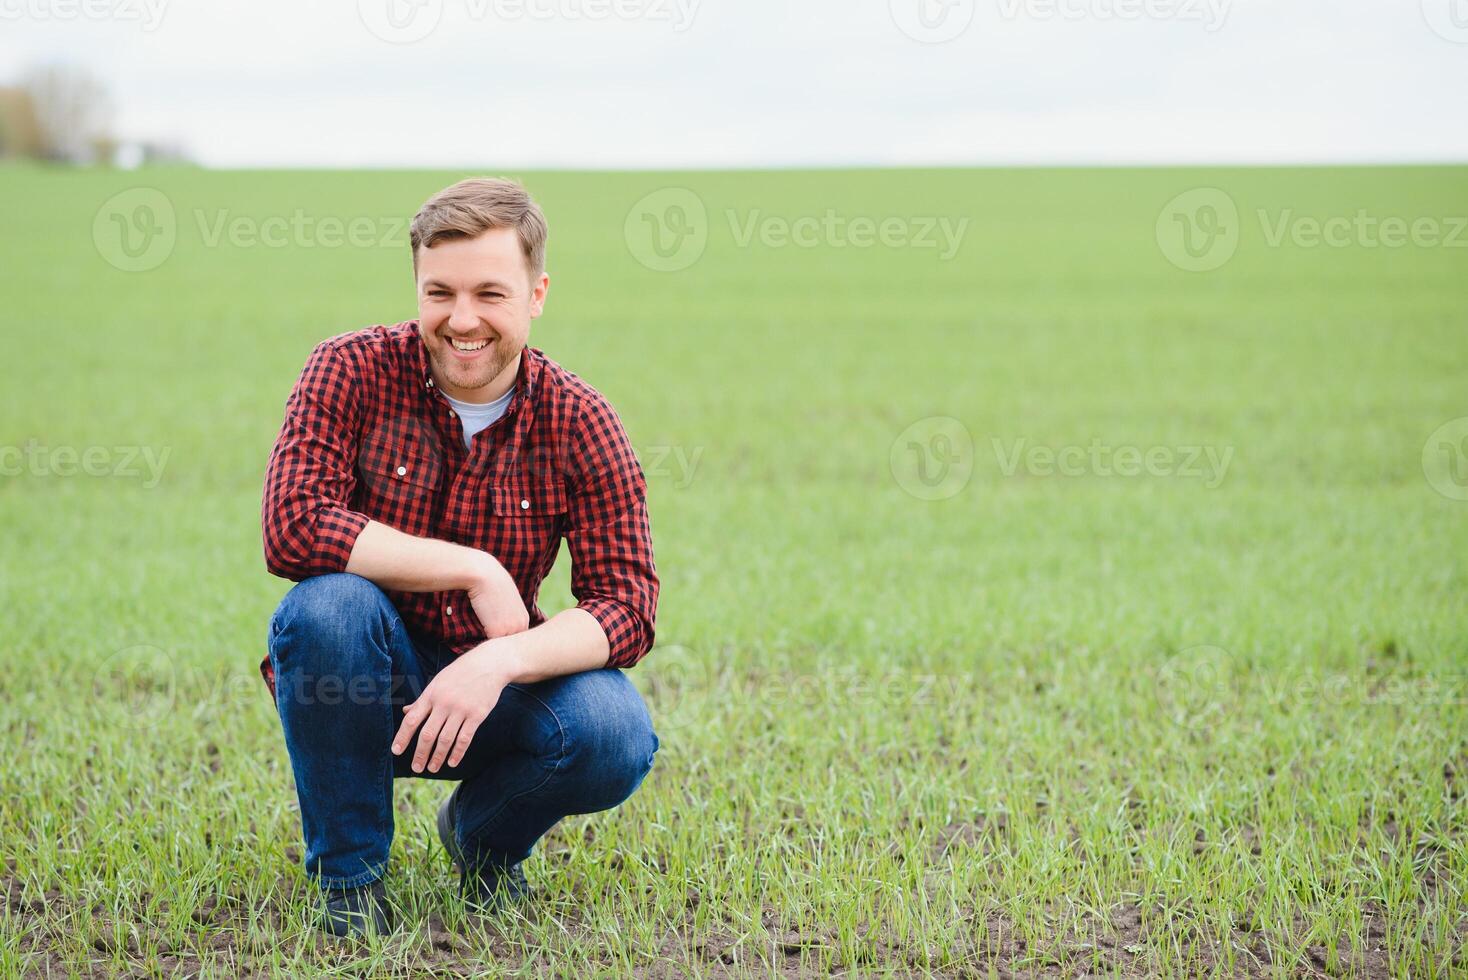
left=269, top=573, right=395, bottom=671
left=556, top=671, right=660, bottom=809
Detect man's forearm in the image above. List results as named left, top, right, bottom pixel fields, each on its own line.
left=479, top=608, right=611, bottom=684
left=345, top=519, right=499, bottom=592
left=345, top=519, right=612, bottom=683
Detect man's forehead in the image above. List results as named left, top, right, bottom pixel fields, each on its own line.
left=416, top=230, right=528, bottom=283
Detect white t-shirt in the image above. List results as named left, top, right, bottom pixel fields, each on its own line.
left=442, top=388, right=515, bottom=449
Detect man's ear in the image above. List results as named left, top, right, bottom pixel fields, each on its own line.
left=529, top=272, right=550, bottom=319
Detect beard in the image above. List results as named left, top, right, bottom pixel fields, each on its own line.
left=426, top=333, right=523, bottom=397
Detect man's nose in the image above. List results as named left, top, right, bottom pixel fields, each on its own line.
left=448, top=296, right=477, bottom=331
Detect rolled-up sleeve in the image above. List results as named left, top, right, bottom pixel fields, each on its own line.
left=565, top=395, right=659, bottom=669
left=261, top=342, right=370, bottom=580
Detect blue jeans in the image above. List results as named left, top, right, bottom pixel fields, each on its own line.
left=267, top=573, right=660, bottom=890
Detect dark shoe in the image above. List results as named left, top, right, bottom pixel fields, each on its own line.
left=321, top=879, right=392, bottom=938
left=461, top=861, right=529, bottom=914
left=436, top=785, right=467, bottom=868
left=438, top=786, right=530, bottom=914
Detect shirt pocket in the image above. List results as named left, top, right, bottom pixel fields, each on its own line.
left=491, top=480, right=569, bottom=519
left=356, top=440, right=443, bottom=524
left=489, top=481, right=569, bottom=565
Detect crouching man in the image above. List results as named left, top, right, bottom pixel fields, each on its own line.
left=258, top=177, right=660, bottom=938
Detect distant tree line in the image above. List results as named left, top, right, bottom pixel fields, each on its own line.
left=0, top=65, right=187, bottom=166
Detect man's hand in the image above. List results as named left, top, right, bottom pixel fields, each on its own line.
left=467, top=560, right=531, bottom=639
left=393, top=642, right=520, bottom=773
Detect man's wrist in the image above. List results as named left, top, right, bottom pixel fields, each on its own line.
left=469, top=635, right=529, bottom=684
left=459, top=548, right=508, bottom=593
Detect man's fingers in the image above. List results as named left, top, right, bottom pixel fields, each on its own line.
left=411, top=707, right=448, bottom=772
left=427, top=714, right=464, bottom=773
left=446, top=712, right=484, bottom=769
left=392, top=698, right=429, bottom=755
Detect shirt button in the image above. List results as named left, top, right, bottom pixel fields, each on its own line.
left=520, top=499, right=530, bottom=510
left=446, top=605, right=453, bottom=616
left=396, top=466, right=407, bottom=477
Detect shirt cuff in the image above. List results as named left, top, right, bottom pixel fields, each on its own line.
left=577, top=596, right=651, bottom=669
left=305, top=507, right=370, bottom=576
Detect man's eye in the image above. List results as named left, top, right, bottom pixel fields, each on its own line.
left=480, top=292, right=503, bottom=299
left=428, top=291, right=449, bottom=298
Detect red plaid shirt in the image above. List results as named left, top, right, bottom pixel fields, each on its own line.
left=259, top=321, right=657, bottom=695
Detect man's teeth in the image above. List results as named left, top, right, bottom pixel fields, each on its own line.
left=450, top=338, right=489, bottom=352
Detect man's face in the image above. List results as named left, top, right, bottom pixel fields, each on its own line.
left=415, top=227, right=549, bottom=402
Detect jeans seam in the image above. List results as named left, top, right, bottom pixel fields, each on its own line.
left=375, top=613, right=401, bottom=880
left=458, top=684, right=569, bottom=849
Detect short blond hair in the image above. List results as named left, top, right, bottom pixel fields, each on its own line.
left=409, top=177, right=548, bottom=278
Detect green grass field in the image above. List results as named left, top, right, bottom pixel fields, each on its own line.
left=1, top=163, right=1465, bottom=977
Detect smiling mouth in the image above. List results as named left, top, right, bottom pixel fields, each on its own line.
left=448, top=337, right=490, bottom=352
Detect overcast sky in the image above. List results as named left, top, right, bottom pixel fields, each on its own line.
left=4, top=0, right=1466, bottom=168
